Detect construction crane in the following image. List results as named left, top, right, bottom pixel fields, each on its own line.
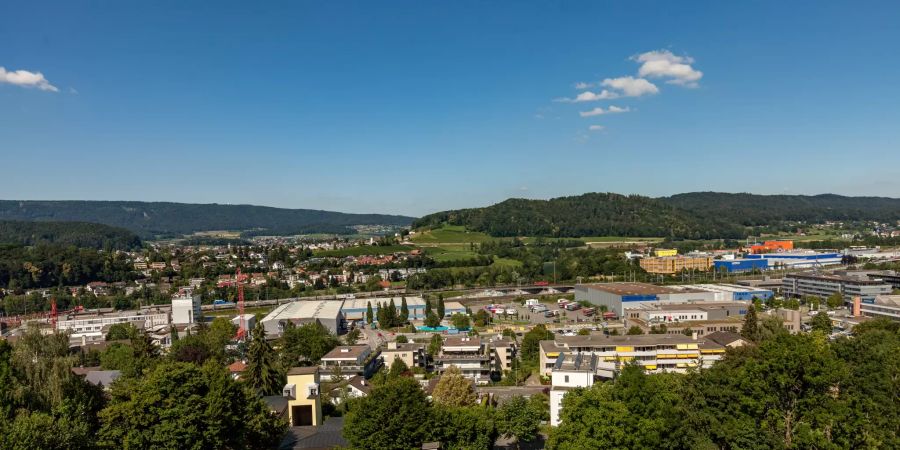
left=235, top=268, right=247, bottom=341
left=50, top=298, right=58, bottom=331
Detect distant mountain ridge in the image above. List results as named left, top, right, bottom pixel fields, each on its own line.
left=0, top=200, right=415, bottom=238
left=414, top=192, right=900, bottom=239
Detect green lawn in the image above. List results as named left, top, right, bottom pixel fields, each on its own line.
left=410, top=225, right=494, bottom=244
left=315, top=244, right=414, bottom=257
left=492, top=257, right=523, bottom=268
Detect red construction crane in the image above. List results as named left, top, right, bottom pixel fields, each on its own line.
left=235, top=268, right=247, bottom=341
left=50, top=298, right=58, bottom=331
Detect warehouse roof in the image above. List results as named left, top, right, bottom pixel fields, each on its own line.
left=262, top=300, right=344, bottom=323
left=580, top=282, right=682, bottom=296
left=341, top=296, right=425, bottom=311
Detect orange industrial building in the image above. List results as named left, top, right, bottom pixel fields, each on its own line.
left=749, top=240, right=794, bottom=254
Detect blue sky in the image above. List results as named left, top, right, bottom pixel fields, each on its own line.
left=2, top=1, right=899, bottom=217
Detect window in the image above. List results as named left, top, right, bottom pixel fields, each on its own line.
left=564, top=375, right=569, bottom=383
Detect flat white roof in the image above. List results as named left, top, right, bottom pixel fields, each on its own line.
left=341, top=296, right=425, bottom=311
left=682, top=283, right=771, bottom=294
left=261, top=300, right=344, bottom=322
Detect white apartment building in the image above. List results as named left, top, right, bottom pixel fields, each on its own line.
left=435, top=336, right=491, bottom=384
left=550, top=353, right=597, bottom=426
left=171, top=292, right=202, bottom=325
left=58, top=311, right=170, bottom=343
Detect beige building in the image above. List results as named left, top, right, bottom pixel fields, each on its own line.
left=538, top=333, right=726, bottom=378
left=640, top=256, right=713, bottom=274
left=381, top=341, right=427, bottom=369
left=284, top=367, right=323, bottom=427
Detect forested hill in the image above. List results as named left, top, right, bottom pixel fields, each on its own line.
left=0, top=220, right=142, bottom=250
left=0, top=201, right=416, bottom=238
left=414, top=192, right=900, bottom=239
left=413, top=193, right=746, bottom=239
left=660, top=192, right=900, bottom=226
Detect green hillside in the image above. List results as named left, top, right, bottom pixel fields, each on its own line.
left=0, top=200, right=415, bottom=238
left=0, top=220, right=142, bottom=250
left=414, top=192, right=900, bottom=239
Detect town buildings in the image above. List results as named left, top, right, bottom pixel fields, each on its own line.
left=783, top=272, right=893, bottom=301
left=539, top=333, right=726, bottom=378
left=260, top=300, right=345, bottom=336
left=319, top=345, right=380, bottom=379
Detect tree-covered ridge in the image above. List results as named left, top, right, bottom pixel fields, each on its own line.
left=414, top=192, right=745, bottom=239
left=0, top=200, right=415, bottom=238
left=661, top=192, right=900, bottom=226
left=0, top=221, right=142, bottom=250
left=414, top=191, right=900, bottom=239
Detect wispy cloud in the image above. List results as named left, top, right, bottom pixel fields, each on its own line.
left=601, top=76, right=659, bottom=97
left=554, top=89, right=618, bottom=103
left=0, top=66, right=58, bottom=92
left=579, top=105, right=631, bottom=117
left=588, top=125, right=605, bottom=131
left=574, top=81, right=595, bottom=89
left=632, top=50, right=703, bottom=87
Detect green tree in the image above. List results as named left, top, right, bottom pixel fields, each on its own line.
left=741, top=303, right=760, bottom=342
left=520, top=324, right=553, bottom=362
left=427, top=334, right=442, bottom=357
left=437, top=297, right=445, bottom=318
left=626, top=325, right=644, bottom=335
left=99, top=342, right=136, bottom=371
left=429, top=405, right=497, bottom=450
left=387, top=298, right=398, bottom=328
left=498, top=395, right=543, bottom=449
left=810, top=311, right=833, bottom=334
left=105, top=323, right=137, bottom=341
left=424, top=312, right=441, bottom=328
left=244, top=320, right=284, bottom=396
left=450, top=313, right=471, bottom=330
left=826, top=292, right=844, bottom=309
left=473, top=309, right=492, bottom=327
left=344, top=328, right=361, bottom=345
left=365, top=301, right=374, bottom=324
left=281, top=322, right=340, bottom=364
left=205, top=317, right=237, bottom=362
left=388, top=358, right=409, bottom=378
left=97, top=362, right=285, bottom=450
left=395, top=335, right=409, bottom=344
left=343, top=377, right=431, bottom=450
left=400, top=296, right=409, bottom=323
left=425, top=297, right=433, bottom=316
left=431, top=366, right=476, bottom=407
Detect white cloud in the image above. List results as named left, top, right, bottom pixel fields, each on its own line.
left=588, top=125, right=605, bottom=131
left=554, top=89, right=619, bottom=103
left=633, top=50, right=702, bottom=87
left=579, top=105, right=631, bottom=117
left=574, top=81, right=595, bottom=89
left=0, top=66, right=58, bottom=92
left=601, top=76, right=659, bottom=97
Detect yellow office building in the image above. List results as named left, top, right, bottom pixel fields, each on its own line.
left=284, top=367, right=323, bottom=427
left=640, top=256, right=713, bottom=274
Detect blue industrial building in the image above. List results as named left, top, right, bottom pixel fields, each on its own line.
left=714, top=259, right=769, bottom=273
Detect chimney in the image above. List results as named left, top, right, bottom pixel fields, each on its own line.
left=852, top=296, right=861, bottom=317
left=691, top=331, right=698, bottom=341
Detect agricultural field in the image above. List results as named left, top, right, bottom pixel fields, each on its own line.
left=315, top=244, right=414, bottom=257
left=409, top=225, right=494, bottom=244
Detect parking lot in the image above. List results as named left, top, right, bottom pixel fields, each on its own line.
left=463, top=297, right=621, bottom=332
